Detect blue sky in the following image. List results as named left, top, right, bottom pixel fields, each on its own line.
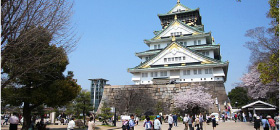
left=66, top=0, right=271, bottom=93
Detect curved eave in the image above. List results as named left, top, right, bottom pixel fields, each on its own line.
left=128, top=62, right=229, bottom=73
left=135, top=50, right=161, bottom=57
left=189, top=45, right=220, bottom=51
left=145, top=33, right=211, bottom=45
left=159, top=8, right=200, bottom=16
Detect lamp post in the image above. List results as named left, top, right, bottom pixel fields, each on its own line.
left=235, top=102, right=238, bottom=109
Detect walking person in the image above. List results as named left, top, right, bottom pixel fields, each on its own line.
left=183, top=114, right=189, bottom=130
left=268, top=115, right=276, bottom=130
left=129, top=114, right=136, bottom=130
left=67, top=118, right=75, bottom=130
left=274, top=114, right=279, bottom=130
left=199, top=114, right=204, bottom=130
left=234, top=113, right=238, bottom=122
left=9, top=113, right=19, bottom=130
left=168, top=114, right=174, bottom=130
left=122, top=119, right=129, bottom=130
left=195, top=116, right=200, bottom=130
left=242, top=112, right=247, bottom=122
left=254, top=116, right=261, bottom=130
left=188, top=115, right=194, bottom=130
left=211, top=115, right=217, bottom=130
left=261, top=116, right=270, bottom=130
left=143, top=117, right=153, bottom=130
left=2, top=114, right=9, bottom=125
left=249, top=112, right=253, bottom=122
left=173, top=114, right=178, bottom=127
left=88, top=117, right=95, bottom=130
left=153, top=115, right=161, bottom=130
left=135, top=116, right=139, bottom=125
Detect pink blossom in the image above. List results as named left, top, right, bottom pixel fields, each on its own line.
left=240, top=65, right=278, bottom=99
left=174, top=86, right=214, bottom=111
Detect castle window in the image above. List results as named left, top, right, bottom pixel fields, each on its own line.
left=151, top=72, right=158, bottom=77
left=142, top=73, right=148, bottom=77
left=194, top=40, right=197, bottom=45
left=158, top=44, right=160, bottom=49
left=183, top=56, right=186, bottom=60
left=154, top=45, right=157, bottom=49
left=145, top=57, right=149, bottom=61
left=164, top=58, right=167, bottom=62
left=194, top=69, right=197, bottom=75
left=198, top=40, right=201, bottom=45
left=205, top=68, right=213, bottom=74
left=160, top=71, right=167, bottom=76
left=198, top=69, right=202, bottom=74
left=183, top=70, right=190, bottom=75
left=194, top=69, right=202, bottom=75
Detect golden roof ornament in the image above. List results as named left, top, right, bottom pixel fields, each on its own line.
left=177, top=0, right=180, bottom=4
left=172, top=35, right=176, bottom=42
left=174, top=15, right=177, bottom=20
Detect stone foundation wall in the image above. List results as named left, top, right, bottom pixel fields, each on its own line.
left=97, top=81, right=228, bottom=115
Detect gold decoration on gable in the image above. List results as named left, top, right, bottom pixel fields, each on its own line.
left=154, top=36, right=161, bottom=40
left=168, top=43, right=180, bottom=50
left=172, top=21, right=180, bottom=26
left=192, top=32, right=201, bottom=35
left=172, top=36, right=176, bottom=42
left=201, top=60, right=213, bottom=64
left=141, top=65, right=151, bottom=68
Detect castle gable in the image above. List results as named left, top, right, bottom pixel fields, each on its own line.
left=153, top=20, right=202, bottom=40
left=139, top=42, right=216, bottom=68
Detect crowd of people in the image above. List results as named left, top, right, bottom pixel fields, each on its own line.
left=253, top=114, right=279, bottom=130
left=119, top=113, right=219, bottom=130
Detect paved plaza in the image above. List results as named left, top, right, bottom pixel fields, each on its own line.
left=1, top=120, right=267, bottom=130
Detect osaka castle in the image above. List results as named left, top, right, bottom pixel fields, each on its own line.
left=128, top=1, right=229, bottom=85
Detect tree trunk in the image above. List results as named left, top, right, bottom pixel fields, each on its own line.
left=83, top=101, right=86, bottom=126
left=22, top=102, right=32, bottom=130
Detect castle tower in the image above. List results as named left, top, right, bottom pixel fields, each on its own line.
left=128, top=2, right=229, bottom=85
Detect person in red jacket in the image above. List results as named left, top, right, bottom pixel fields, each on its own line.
left=267, top=115, right=276, bottom=130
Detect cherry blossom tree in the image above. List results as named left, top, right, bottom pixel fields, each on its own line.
left=240, top=65, right=278, bottom=100
left=174, top=86, right=214, bottom=114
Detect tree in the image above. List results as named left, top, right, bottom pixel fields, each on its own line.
left=174, top=86, right=213, bottom=115
left=1, top=0, right=78, bottom=89
left=99, top=102, right=112, bottom=125
left=268, top=0, right=279, bottom=36
left=74, top=90, right=93, bottom=126
left=155, top=101, right=164, bottom=115
left=258, top=53, right=279, bottom=83
left=1, top=26, right=81, bottom=130
left=240, top=65, right=278, bottom=104
left=244, top=0, right=279, bottom=84
left=244, top=27, right=278, bottom=64
left=228, top=87, right=250, bottom=108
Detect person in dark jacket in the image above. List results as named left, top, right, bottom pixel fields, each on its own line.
left=254, top=116, right=261, bottom=130
left=173, top=114, right=178, bottom=127
left=211, top=115, right=217, bottom=130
